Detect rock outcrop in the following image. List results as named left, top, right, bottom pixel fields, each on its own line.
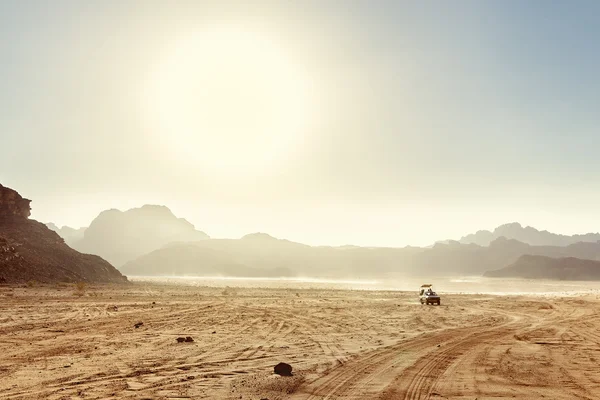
left=0, top=184, right=127, bottom=284
left=0, top=184, right=31, bottom=218
left=73, top=205, right=209, bottom=267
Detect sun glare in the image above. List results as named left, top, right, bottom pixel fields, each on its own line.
left=147, top=26, right=316, bottom=176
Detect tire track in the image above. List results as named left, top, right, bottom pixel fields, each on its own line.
left=397, top=324, right=520, bottom=400
left=292, top=317, right=512, bottom=400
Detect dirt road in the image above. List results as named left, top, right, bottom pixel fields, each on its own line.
left=1, top=284, right=599, bottom=399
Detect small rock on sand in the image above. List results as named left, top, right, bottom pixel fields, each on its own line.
left=274, top=362, right=293, bottom=376
left=134, top=322, right=143, bottom=328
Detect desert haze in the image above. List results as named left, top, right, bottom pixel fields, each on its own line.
left=4, top=184, right=600, bottom=400
left=4, top=1, right=600, bottom=399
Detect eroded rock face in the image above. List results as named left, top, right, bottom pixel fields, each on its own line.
left=0, top=184, right=31, bottom=218
left=0, top=183, right=128, bottom=284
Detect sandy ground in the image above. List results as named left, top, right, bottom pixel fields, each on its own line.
left=1, top=283, right=600, bottom=399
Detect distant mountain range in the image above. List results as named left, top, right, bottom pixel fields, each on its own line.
left=45, top=209, right=600, bottom=281
left=485, top=255, right=600, bottom=280
left=46, top=223, right=86, bottom=246
left=6, top=168, right=599, bottom=283
left=455, top=222, right=600, bottom=247
left=121, top=232, right=420, bottom=278
left=119, top=234, right=600, bottom=280
left=424, top=237, right=600, bottom=276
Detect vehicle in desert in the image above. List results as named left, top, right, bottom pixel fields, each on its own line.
left=419, top=284, right=441, bottom=305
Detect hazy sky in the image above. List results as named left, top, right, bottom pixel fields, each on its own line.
left=2, top=1, right=600, bottom=247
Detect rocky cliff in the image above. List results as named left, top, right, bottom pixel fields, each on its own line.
left=0, top=184, right=127, bottom=284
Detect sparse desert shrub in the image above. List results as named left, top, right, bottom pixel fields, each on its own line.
left=221, top=286, right=236, bottom=296
left=74, top=282, right=87, bottom=297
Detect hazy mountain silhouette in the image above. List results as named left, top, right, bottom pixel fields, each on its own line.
left=457, top=222, right=600, bottom=247
left=485, top=254, right=600, bottom=280
left=46, top=223, right=86, bottom=246
left=121, top=232, right=420, bottom=278
left=418, top=237, right=600, bottom=276
left=0, top=184, right=126, bottom=284
left=73, top=205, right=209, bottom=267
left=29, top=201, right=600, bottom=281
left=121, top=233, right=600, bottom=280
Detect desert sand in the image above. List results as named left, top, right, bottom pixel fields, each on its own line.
left=1, top=283, right=600, bottom=399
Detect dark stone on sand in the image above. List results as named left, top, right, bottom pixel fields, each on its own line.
left=176, top=337, right=186, bottom=343
left=134, top=322, right=143, bottom=328
left=185, top=336, right=194, bottom=342
left=274, top=362, right=293, bottom=376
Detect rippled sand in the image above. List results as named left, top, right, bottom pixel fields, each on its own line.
left=1, top=282, right=600, bottom=399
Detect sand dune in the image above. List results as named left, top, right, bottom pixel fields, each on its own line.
left=1, top=284, right=599, bottom=399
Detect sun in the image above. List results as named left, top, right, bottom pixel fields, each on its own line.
left=147, top=25, right=316, bottom=176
